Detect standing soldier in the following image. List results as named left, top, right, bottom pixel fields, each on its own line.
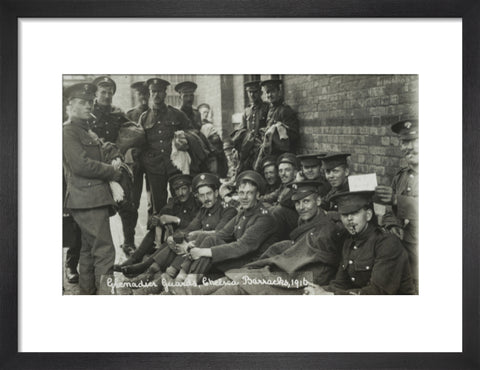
left=90, top=76, right=138, bottom=257
left=126, top=81, right=149, bottom=123
left=375, top=119, right=419, bottom=293
left=254, top=79, right=299, bottom=170
left=63, top=83, right=122, bottom=294
left=140, top=78, right=192, bottom=215
left=232, top=80, right=269, bottom=172
left=175, top=81, right=202, bottom=130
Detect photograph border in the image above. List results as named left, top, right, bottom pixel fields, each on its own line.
left=2, top=1, right=479, bottom=369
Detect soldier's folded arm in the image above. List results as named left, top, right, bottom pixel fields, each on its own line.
left=210, top=214, right=276, bottom=263
left=63, top=128, right=119, bottom=181
left=280, top=106, right=299, bottom=141
left=396, top=195, right=418, bottom=220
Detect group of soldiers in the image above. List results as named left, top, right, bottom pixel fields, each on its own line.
left=62, top=75, right=418, bottom=295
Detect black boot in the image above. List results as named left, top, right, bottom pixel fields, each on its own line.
left=121, top=257, right=155, bottom=278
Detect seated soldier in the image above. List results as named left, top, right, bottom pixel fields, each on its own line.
left=296, top=153, right=331, bottom=188
left=167, top=180, right=343, bottom=295
left=126, top=173, right=238, bottom=294
left=177, top=170, right=279, bottom=286
left=263, top=153, right=300, bottom=240
left=114, top=173, right=199, bottom=275
left=321, top=153, right=351, bottom=211
left=260, top=155, right=281, bottom=196
left=304, top=191, right=415, bottom=295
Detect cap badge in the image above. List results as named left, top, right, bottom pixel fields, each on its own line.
left=405, top=121, right=412, bottom=129
left=103, top=77, right=109, bottom=82
left=84, top=84, right=89, bottom=90
left=200, top=174, right=205, bottom=180
left=292, top=184, right=298, bottom=190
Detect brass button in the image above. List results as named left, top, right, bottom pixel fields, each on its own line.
left=351, top=277, right=356, bottom=282
left=348, top=260, right=353, bottom=265
left=366, top=266, right=370, bottom=270
left=353, top=246, right=358, bottom=250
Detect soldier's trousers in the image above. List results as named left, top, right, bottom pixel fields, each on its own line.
left=404, top=240, right=419, bottom=294
left=182, top=235, right=227, bottom=275
left=117, top=174, right=138, bottom=246
left=70, top=207, right=115, bottom=295
left=63, top=216, right=81, bottom=271
left=146, top=171, right=168, bottom=215
left=127, top=229, right=156, bottom=263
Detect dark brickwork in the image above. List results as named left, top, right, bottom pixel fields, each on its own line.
left=283, top=75, right=418, bottom=185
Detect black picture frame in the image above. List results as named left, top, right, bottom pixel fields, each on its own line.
left=1, top=1, right=478, bottom=369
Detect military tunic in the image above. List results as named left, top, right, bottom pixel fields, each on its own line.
left=185, top=202, right=278, bottom=274
left=180, top=106, right=202, bottom=130
left=63, top=118, right=119, bottom=294
left=139, top=105, right=192, bottom=212
left=381, top=166, right=419, bottom=290
left=263, top=100, right=299, bottom=155
left=126, top=103, right=149, bottom=123
left=90, top=103, right=130, bottom=143
left=326, top=224, right=415, bottom=295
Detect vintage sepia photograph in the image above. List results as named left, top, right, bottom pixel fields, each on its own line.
left=62, top=74, right=418, bottom=296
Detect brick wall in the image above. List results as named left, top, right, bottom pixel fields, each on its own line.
left=283, top=75, right=418, bottom=185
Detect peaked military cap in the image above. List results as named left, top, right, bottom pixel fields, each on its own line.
left=321, top=153, right=351, bottom=170
left=146, top=78, right=170, bottom=90
left=236, top=170, right=267, bottom=195
left=168, top=173, right=192, bottom=190
left=297, top=153, right=326, bottom=166
left=92, top=76, right=116, bottom=94
left=64, top=83, right=97, bottom=101
left=277, top=152, right=299, bottom=169
left=192, top=173, right=220, bottom=191
left=260, top=79, right=282, bottom=89
left=175, top=81, right=198, bottom=94
left=330, top=190, right=374, bottom=214
left=197, top=103, right=210, bottom=111
left=391, top=119, right=418, bottom=140
left=130, top=81, right=148, bottom=94
left=244, top=80, right=261, bottom=91
left=261, top=155, right=277, bottom=169
left=289, top=180, right=331, bottom=201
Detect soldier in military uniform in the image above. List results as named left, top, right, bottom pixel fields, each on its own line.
left=126, top=81, right=149, bottom=123
left=89, top=76, right=139, bottom=257
left=304, top=191, right=415, bottom=295
left=296, top=153, right=330, bottom=187
left=177, top=170, right=279, bottom=285
left=115, top=174, right=199, bottom=275
left=175, top=81, right=202, bottom=129
left=261, top=155, right=281, bottom=195
left=139, top=78, right=192, bottom=215
left=375, top=119, right=419, bottom=293
left=63, top=83, right=122, bottom=294
left=231, top=80, right=269, bottom=172
left=254, top=79, right=299, bottom=171
left=322, top=153, right=351, bottom=212
left=128, top=173, right=238, bottom=294
left=262, top=152, right=298, bottom=206
left=170, top=180, right=342, bottom=295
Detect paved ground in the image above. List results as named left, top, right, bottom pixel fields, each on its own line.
left=63, top=184, right=149, bottom=295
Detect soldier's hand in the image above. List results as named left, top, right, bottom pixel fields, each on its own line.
left=112, top=169, right=122, bottom=182
left=189, top=247, right=212, bottom=260
left=388, top=226, right=404, bottom=240
left=187, top=230, right=202, bottom=240
left=375, top=185, right=397, bottom=205
left=159, top=215, right=180, bottom=226
left=111, top=157, right=122, bottom=170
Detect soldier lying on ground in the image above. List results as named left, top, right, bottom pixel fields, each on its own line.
left=304, top=191, right=415, bottom=295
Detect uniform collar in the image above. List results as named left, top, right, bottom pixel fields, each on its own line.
left=203, top=199, right=221, bottom=213
left=350, top=223, right=376, bottom=244
left=240, top=201, right=261, bottom=217
left=69, top=118, right=90, bottom=130
left=94, top=101, right=112, bottom=113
